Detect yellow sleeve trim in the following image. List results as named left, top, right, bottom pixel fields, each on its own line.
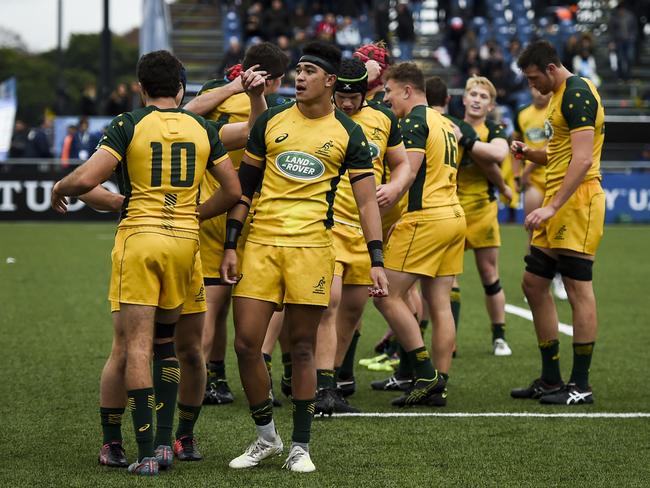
left=406, top=148, right=426, bottom=154
left=243, top=149, right=264, bottom=161
left=348, top=168, right=373, bottom=174
left=211, top=153, right=229, bottom=166
left=99, top=145, right=122, bottom=162
left=569, top=126, right=595, bottom=134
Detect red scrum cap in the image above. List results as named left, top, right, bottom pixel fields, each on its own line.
left=353, top=41, right=390, bottom=90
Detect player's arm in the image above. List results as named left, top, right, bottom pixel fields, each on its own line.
left=184, top=77, right=244, bottom=116
left=51, top=148, right=119, bottom=212
left=511, top=140, right=548, bottom=166
left=376, top=143, right=414, bottom=212
left=216, top=66, right=269, bottom=151
left=80, top=185, right=124, bottom=212
left=197, top=156, right=241, bottom=221
left=525, top=129, right=594, bottom=230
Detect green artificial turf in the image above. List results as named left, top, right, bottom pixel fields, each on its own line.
left=1, top=223, right=648, bottom=487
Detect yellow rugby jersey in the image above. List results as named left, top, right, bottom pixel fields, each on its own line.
left=515, top=102, right=549, bottom=183
left=334, top=101, right=402, bottom=226
left=197, top=79, right=290, bottom=203
left=99, top=106, right=229, bottom=231
left=244, top=102, right=373, bottom=246
left=400, top=105, right=460, bottom=216
left=456, top=119, right=507, bottom=207
left=545, top=76, right=604, bottom=193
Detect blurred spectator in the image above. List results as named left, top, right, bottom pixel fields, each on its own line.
left=460, top=46, right=481, bottom=77
left=573, top=47, right=601, bottom=87
left=130, top=81, right=143, bottom=110
left=9, top=120, right=29, bottom=158
left=25, top=118, right=53, bottom=158
left=70, top=117, right=100, bottom=161
left=445, top=16, right=466, bottom=63
left=396, top=3, right=415, bottom=60
left=375, top=1, right=390, bottom=45
left=80, top=84, right=97, bottom=116
left=458, top=29, right=479, bottom=65
left=264, top=0, right=291, bottom=40
left=336, top=16, right=361, bottom=56
left=315, top=13, right=337, bottom=42
left=277, top=35, right=300, bottom=69
left=608, top=2, right=638, bottom=80
left=60, top=124, right=78, bottom=168
left=293, top=4, right=312, bottom=33
left=106, top=83, right=130, bottom=116
left=218, top=37, right=243, bottom=76
left=243, top=2, right=264, bottom=41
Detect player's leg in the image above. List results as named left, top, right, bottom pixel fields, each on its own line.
left=421, top=276, right=455, bottom=406
left=474, top=247, right=511, bottom=356
left=450, top=276, right=461, bottom=355
left=98, top=311, right=129, bottom=468
left=173, top=312, right=207, bottom=460
left=262, top=310, right=286, bottom=406
left=512, top=246, right=563, bottom=399
left=539, top=251, right=597, bottom=405
left=283, top=303, right=326, bottom=472
left=373, top=269, right=444, bottom=406
left=314, top=275, right=343, bottom=415
left=334, top=285, right=368, bottom=397
left=202, top=284, right=234, bottom=405
left=151, top=319, right=180, bottom=468
left=229, top=297, right=282, bottom=469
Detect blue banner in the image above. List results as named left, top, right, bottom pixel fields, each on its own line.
left=498, top=173, right=650, bottom=224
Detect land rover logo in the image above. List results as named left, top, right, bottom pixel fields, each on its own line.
left=368, top=142, right=380, bottom=160
left=275, top=151, right=325, bottom=180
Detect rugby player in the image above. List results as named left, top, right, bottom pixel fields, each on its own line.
left=512, top=87, right=568, bottom=300
left=511, top=40, right=605, bottom=405
left=314, top=57, right=413, bottom=414
left=51, top=50, right=242, bottom=475
left=456, top=76, right=513, bottom=356
left=184, top=43, right=290, bottom=405
left=221, top=41, right=388, bottom=473
left=373, top=62, right=465, bottom=407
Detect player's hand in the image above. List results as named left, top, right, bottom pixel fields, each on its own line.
left=511, top=140, right=528, bottom=160
left=219, top=249, right=240, bottom=284
left=241, top=65, right=267, bottom=97
left=450, top=122, right=462, bottom=142
left=500, top=184, right=513, bottom=203
left=525, top=205, right=556, bottom=231
left=376, top=182, right=400, bottom=208
left=365, top=60, right=381, bottom=83
left=51, top=182, right=68, bottom=214
left=368, top=267, right=389, bottom=298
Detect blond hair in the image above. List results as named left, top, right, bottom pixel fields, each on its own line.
left=464, top=76, right=497, bottom=102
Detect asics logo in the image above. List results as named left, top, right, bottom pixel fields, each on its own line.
left=275, top=133, right=289, bottom=143
left=156, top=402, right=164, bottom=411
left=566, top=391, right=592, bottom=405
left=138, top=423, right=151, bottom=432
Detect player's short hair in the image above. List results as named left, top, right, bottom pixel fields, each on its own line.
left=335, top=58, right=368, bottom=95
left=425, top=76, right=448, bottom=106
left=517, top=40, right=562, bottom=72
left=384, top=62, right=425, bottom=92
left=137, top=50, right=184, bottom=99
left=464, top=75, right=497, bottom=102
left=243, top=42, right=289, bottom=79
left=300, top=41, right=342, bottom=74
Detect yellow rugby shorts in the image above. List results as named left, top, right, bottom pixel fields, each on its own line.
left=385, top=213, right=466, bottom=278
left=109, top=226, right=200, bottom=310
left=462, top=200, right=501, bottom=250
left=332, top=223, right=372, bottom=286
left=233, top=241, right=335, bottom=307
left=199, top=211, right=252, bottom=284
left=532, top=178, right=605, bottom=256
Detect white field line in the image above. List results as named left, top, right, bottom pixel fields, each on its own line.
left=505, top=303, right=574, bottom=337
left=335, top=412, right=650, bottom=418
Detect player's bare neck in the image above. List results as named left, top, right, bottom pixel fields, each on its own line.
left=297, top=99, right=334, bottom=119
left=465, top=114, right=485, bottom=128
left=145, top=97, right=178, bottom=110
left=553, top=67, right=574, bottom=93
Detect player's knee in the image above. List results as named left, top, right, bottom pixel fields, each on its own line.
left=557, top=254, right=593, bottom=281
left=290, top=341, right=313, bottom=365
left=233, top=335, right=258, bottom=359
left=483, top=279, right=502, bottom=296
left=524, top=246, right=557, bottom=280
left=176, top=344, right=203, bottom=370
